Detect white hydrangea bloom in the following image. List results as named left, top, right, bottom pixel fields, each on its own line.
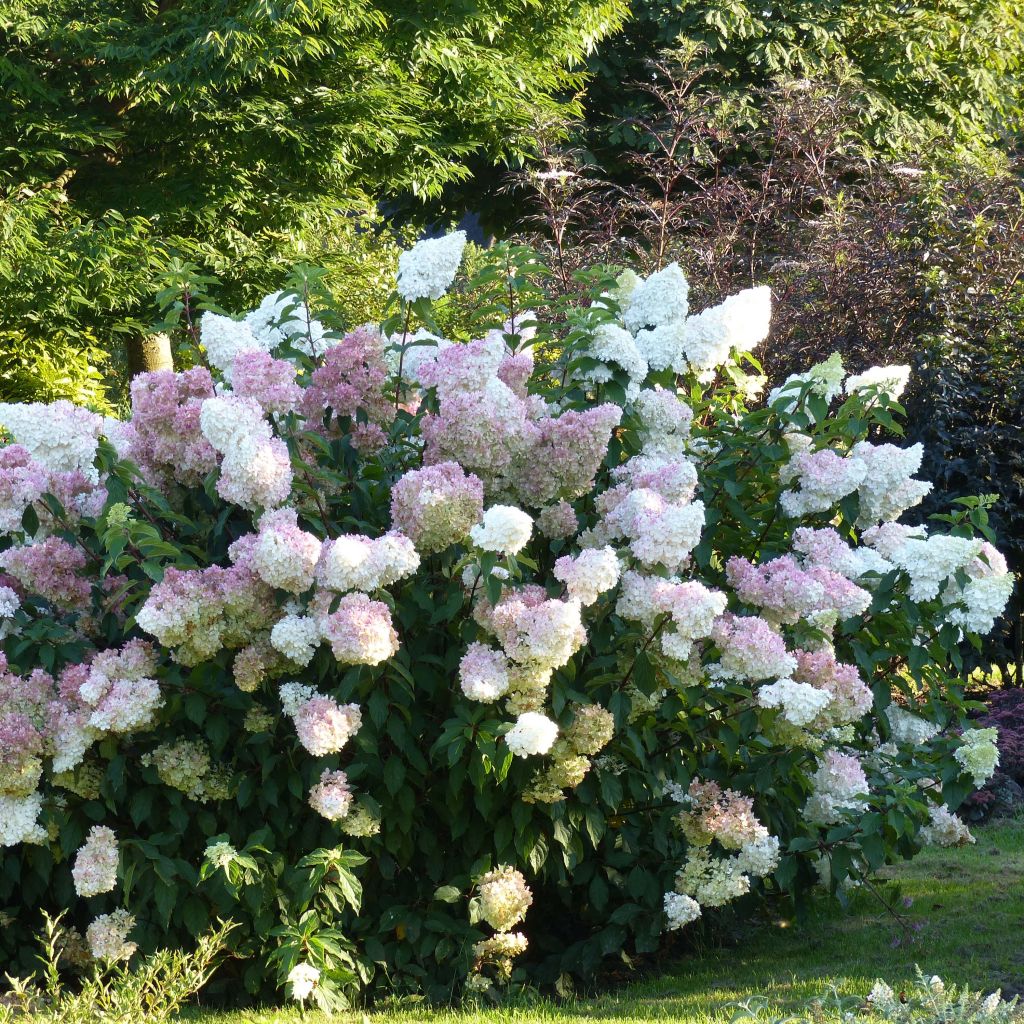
left=245, top=291, right=333, bottom=357
left=680, top=286, right=771, bottom=371
left=506, top=711, right=559, bottom=757
left=0, top=792, right=46, bottom=846
left=919, top=804, right=974, bottom=847
left=845, top=364, right=911, bottom=401
left=852, top=441, right=931, bottom=525
left=200, top=312, right=269, bottom=381
left=757, top=678, right=833, bottom=727
left=288, top=963, right=321, bottom=1002
left=579, top=323, right=648, bottom=400
left=396, top=230, right=467, bottom=302
left=890, top=535, right=981, bottom=602
left=622, top=263, right=689, bottom=333
left=470, top=505, right=533, bottom=556
left=886, top=706, right=940, bottom=746
left=199, top=395, right=271, bottom=453
left=270, top=614, right=321, bottom=666
left=954, top=727, right=999, bottom=787
left=663, top=891, right=702, bottom=930
left=0, top=400, right=104, bottom=482
left=633, top=320, right=686, bottom=372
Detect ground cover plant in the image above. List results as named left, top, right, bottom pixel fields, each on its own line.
left=0, top=235, right=1013, bottom=1011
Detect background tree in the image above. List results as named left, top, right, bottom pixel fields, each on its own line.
left=0, top=0, right=627, bottom=403
left=584, top=0, right=1024, bottom=158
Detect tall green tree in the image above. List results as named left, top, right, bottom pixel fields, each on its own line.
left=0, top=0, right=626, bottom=398
left=586, top=0, right=1024, bottom=156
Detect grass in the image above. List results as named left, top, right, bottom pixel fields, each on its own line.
left=187, top=820, right=1023, bottom=1024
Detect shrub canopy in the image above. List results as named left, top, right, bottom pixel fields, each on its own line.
left=0, top=239, right=1010, bottom=1009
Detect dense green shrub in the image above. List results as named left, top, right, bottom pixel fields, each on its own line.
left=0, top=239, right=1010, bottom=1010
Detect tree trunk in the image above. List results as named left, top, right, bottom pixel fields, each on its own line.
left=125, top=333, right=174, bottom=377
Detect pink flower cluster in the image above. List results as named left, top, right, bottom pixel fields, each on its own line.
left=390, top=462, right=484, bottom=554
left=78, top=640, right=163, bottom=734
left=711, top=614, right=796, bottom=682
left=0, top=537, right=92, bottom=612
left=726, top=554, right=870, bottom=626
left=72, top=825, right=119, bottom=897
left=233, top=350, right=302, bottom=414
left=299, top=329, right=392, bottom=452
left=793, top=648, right=873, bottom=725
left=308, top=768, right=353, bottom=820
left=123, top=369, right=218, bottom=488
left=136, top=565, right=275, bottom=666
left=419, top=336, right=621, bottom=506
left=280, top=683, right=362, bottom=756
left=317, top=592, right=399, bottom=666
left=676, top=779, right=767, bottom=850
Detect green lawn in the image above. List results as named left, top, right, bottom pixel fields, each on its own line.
left=188, top=820, right=1023, bottom=1024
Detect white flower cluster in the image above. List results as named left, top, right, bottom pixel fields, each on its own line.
left=505, top=711, right=559, bottom=757
left=954, top=727, right=999, bottom=787
left=623, top=263, right=689, bottom=334
left=577, top=322, right=649, bottom=402
left=663, top=891, right=702, bottom=930
left=477, top=866, right=533, bottom=931
left=199, top=394, right=291, bottom=510
left=316, top=532, right=420, bottom=593
left=803, top=751, right=869, bottom=825
left=845, top=364, right=910, bottom=401
left=0, top=400, right=103, bottom=482
left=0, top=792, right=45, bottom=846
left=757, top=678, right=833, bottom=727
left=459, top=642, right=511, bottom=702
left=86, top=908, right=137, bottom=962
left=886, top=706, right=940, bottom=746
left=270, top=612, right=321, bottom=666
left=288, top=962, right=321, bottom=1002
left=553, top=546, right=621, bottom=606
left=470, top=505, right=533, bottom=557
left=202, top=291, right=336, bottom=381
left=919, top=804, right=974, bottom=847
left=680, top=286, right=772, bottom=372
left=396, top=230, right=467, bottom=302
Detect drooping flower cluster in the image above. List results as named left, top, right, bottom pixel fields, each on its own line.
left=72, top=825, right=119, bottom=897
left=280, top=682, right=363, bottom=757
left=804, top=751, right=870, bottom=825
left=86, top=908, right=137, bottom=962
left=477, top=866, right=533, bottom=932
left=663, top=778, right=780, bottom=926
left=308, top=768, right=354, bottom=821
left=954, top=727, right=999, bottom=787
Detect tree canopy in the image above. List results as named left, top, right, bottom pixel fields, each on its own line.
left=586, top=0, right=1024, bottom=156
left=0, top=0, right=626, bottom=400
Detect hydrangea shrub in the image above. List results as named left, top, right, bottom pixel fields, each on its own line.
left=0, top=236, right=1011, bottom=1008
